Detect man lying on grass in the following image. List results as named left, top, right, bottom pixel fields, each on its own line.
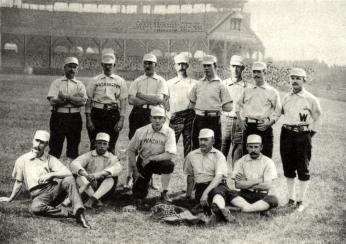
left=0, top=130, right=91, bottom=229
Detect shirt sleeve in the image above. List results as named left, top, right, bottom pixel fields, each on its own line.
left=77, top=82, right=87, bottom=104
left=269, top=88, right=282, bottom=122
left=215, top=152, right=228, bottom=176
left=119, top=79, right=129, bottom=100
left=86, top=78, right=96, bottom=99
left=220, top=83, right=233, bottom=105
left=70, top=153, right=90, bottom=175
left=188, top=83, right=198, bottom=103
left=48, top=156, right=72, bottom=176
left=104, top=155, right=123, bottom=177
left=231, top=158, right=244, bottom=179
left=12, top=158, right=24, bottom=182
left=235, top=90, right=245, bottom=114
left=47, top=79, right=60, bottom=99
left=157, top=78, right=169, bottom=96
left=183, top=154, right=194, bottom=176
left=128, top=130, right=140, bottom=152
left=128, top=80, right=138, bottom=97
left=310, top=96, right=322, bottom=132
left=165, top=128, right=177, bottom=155
left=263, top=159, right=278, bottom=182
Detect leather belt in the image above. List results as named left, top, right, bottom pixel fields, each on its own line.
left=55, top=107, right=81, bottom=113
left=243, top=189, right=268, bottom=194
left=92, top=102, right=118, bottom=110
left=223, top=115, right=237, bottom=119
left=283, top=124, right=310, bottom=132
left=141, top=104, right=154, bottom=109
left=195, top=110, right=220, bottom=117
left=245, top=117, right=259, bottom=124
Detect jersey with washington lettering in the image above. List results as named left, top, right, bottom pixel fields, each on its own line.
left=128, top=124, right=177, bottom=159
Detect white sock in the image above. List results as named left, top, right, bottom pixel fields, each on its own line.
left=297, top=180, right=309, bottom=202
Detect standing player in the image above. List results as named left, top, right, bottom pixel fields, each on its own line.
left=126, top=53, right=169, bottom=189
left=128, top=53, right=169, bottom=139
left=280, top=68, right=322, bottom=212
left=236, top=61, right=281, bottom=158
left=85, top=53, right=128, bottom=154
left=189, top=55, right=233, bottom=150
left=221, top=55, right=249, bottom=164
left=167, top=53, right=197, bottom=157
left=47, top=57, right=87, bottom=163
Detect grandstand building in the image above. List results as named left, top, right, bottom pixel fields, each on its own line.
left=0, top=0, right=264, bottom=78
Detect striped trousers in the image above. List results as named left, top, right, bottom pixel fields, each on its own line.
left=169, top=109, right=195, bottom=157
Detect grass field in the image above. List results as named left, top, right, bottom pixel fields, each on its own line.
left=0, top=74, right=345, bottom=244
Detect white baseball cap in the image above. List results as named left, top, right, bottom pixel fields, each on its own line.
left=64, top=57, right=79, bottom=66
left=174, top=53, right=189, bottom=64
left=198, top=129, right=214, bottom=138
left=247, top=134, right=262, bottom=144
left=150, top=106, right=165, bottom=117
left=34, top=130, right=50, bottom=142
left=102, top=53, right=116, bottom=64
left=290, top=68, right=306, bottom=78
left=230, top=55, right=244, bottom=66
left=202, top=55, right=217, bottom=65
left=252, top=61, right=267, bottom=71
left=143, top=53, right=157, bottom=63
left=95, top=132, right=110, bottom=142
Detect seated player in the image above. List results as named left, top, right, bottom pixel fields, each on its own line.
left=0, top=130, right=90, bottom=228
left=229, top=134, right=279, bottom=213
left=70, top=132, right=122, bottom=208
left=184, top=129, right=235, bottom=223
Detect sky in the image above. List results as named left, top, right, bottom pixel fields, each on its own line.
left=245, top=0, right=346, bottom=65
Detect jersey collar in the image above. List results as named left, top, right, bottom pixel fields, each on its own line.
left=244, top=153, right=263, bottom=161
left=254, top=82, right=269, bottom=89
left=290, top=88, right=306, bottom=96
left=29, top=151, right=49, bottom=161
left=196, top=147, right=217, bottom=154
left=201, top=76, right=221, bottom=82
left=62, top=76, right=78, bottom=83
left=91, top=150, right=110, bottom=158
left=100, top=73, right=116, bottom=79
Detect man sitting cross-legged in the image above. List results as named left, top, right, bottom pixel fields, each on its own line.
left=70, top=132, right=122, bottom=208
left=228, top=134, right=279, bottom=214
left=184, top=129, right=236, bottom=223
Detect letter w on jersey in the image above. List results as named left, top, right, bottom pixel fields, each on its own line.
left=299, top=113, right=308, bottom=122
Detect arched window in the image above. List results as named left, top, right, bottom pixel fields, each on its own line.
left=4, top=43, right=18, bottom=53
left=71, top=46, right=84, bottom=54
left=54, top=45, right=68, bottom=53
left=194, top=50, right=206, bottom=59
left=86, top=47, right=99, bottom=54
left=150, top=49, right=163, bottom=57
left=102, top=48, right=115, bottom=55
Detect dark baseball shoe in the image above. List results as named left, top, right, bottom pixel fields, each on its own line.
left=286, top=199, right=295, bottom=207
left=260, top=210, right=272, bottom=217
left=211, top=203, right=236, bottom=223
left=160, top=190, right=172, bottom=203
